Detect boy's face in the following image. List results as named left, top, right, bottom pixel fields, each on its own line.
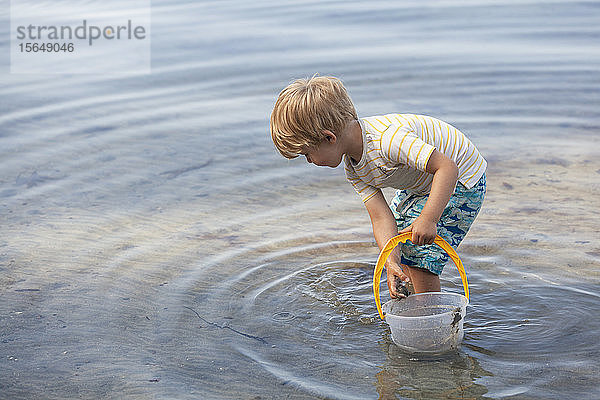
left=301, top=131, right=343, bottom=168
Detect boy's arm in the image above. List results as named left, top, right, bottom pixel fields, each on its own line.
left=364, top=190, right=410, bottom=298
left=400, top=149, right=459, bottom=244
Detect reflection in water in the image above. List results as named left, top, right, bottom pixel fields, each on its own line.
left=375, top=349, right=492, bottom=400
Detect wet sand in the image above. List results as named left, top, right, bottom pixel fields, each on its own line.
left=474, top=134, right=600, bottom=282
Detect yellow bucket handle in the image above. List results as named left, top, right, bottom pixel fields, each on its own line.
left=373, top=232, right=469, bottom=320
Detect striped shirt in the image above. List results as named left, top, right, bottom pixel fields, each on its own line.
left=344, top=113, right=487, bottom=203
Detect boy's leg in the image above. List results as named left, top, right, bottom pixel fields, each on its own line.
left=390, top=190, right=446, bottom=293
left=390, top=190, right=440, bottom=294
left=404, top=265, right=440, bottom=293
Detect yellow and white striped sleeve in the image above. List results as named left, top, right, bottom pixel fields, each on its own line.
left=381, top=124, right=436, bottom=172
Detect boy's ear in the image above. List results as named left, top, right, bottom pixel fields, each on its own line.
left=323, top=130, right=337, bottom=143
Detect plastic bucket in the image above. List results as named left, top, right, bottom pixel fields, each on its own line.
left=382, top=292, right=468, bottom=353
left=373, top=233, right=470, bottom=353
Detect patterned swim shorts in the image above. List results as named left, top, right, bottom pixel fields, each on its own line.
left=389, top=173, right=486, bottom=276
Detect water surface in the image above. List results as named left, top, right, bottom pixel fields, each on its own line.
left=1, top=1, right=600, bottom=399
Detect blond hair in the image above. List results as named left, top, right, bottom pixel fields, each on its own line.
left=270, top=75, right=357, bottom=159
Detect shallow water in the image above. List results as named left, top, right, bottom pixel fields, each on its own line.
left=1, top=1, right=600, bottom=399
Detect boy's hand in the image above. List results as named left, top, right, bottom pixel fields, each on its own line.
left=386, top=262, right=410, bottom=298
left=399, top=216, right=437, bottom=245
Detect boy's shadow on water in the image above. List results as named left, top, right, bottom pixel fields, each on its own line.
left=374, top=336, right=492, bottom=400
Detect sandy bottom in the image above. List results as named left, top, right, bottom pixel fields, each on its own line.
left=1, top=133, right=599, bottom=399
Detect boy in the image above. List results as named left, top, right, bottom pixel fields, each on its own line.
left=270, top=76, right=486, bottom=299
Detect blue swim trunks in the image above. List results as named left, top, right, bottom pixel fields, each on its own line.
left=389, top=173, right=486, bottom=275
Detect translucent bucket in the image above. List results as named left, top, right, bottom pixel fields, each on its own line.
left=382, top=292, right=468, bottom=353
left=372, top=233, right=470, bottom=353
